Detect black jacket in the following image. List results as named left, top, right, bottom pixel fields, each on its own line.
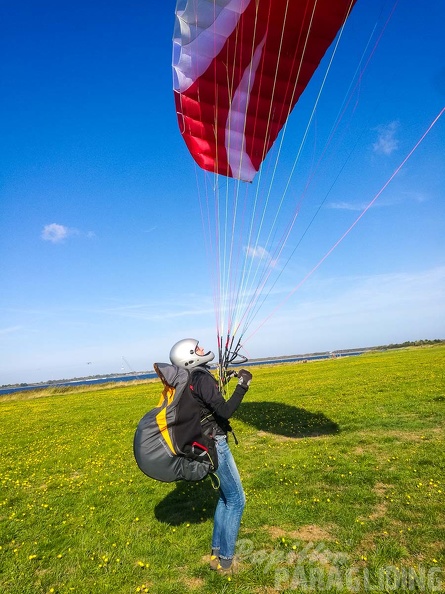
left=190, top=366, right=248, bottom=436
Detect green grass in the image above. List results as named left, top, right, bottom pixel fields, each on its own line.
left=1, top=346, right=444, bottom=593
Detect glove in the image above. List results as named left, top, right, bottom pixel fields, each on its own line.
left=237, top=369, right=252, bottom=387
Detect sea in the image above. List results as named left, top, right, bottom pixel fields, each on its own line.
left=0, top=351, right=365, bottom=396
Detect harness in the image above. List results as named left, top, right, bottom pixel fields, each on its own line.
left=190, top=366, right=239, bottom=445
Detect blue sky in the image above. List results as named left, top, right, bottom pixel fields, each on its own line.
left=1, top=0, right=444, bottom=385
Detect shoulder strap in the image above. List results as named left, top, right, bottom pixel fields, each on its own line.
left=190, top=365, right=217, bottom=385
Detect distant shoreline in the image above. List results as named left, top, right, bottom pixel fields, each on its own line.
left=2, top=349, right=365, bottom=396
left=2, top=340, right=443, bottom=396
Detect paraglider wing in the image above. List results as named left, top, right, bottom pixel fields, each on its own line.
left=173, top=0, right=357, bottom=182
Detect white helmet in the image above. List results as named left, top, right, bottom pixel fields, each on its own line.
left=169, top=338, right=215, bottom=369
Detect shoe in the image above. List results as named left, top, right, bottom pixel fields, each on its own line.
left=210, top=555, right=219, bottom=570
left=216, top=563, right=232, bottom=575
left=216, top=559, right=239, bottom=575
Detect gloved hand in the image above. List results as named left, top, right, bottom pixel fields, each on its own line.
left=237, top=369, right=252, bottom=387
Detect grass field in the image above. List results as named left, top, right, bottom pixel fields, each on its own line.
left=1, top=346, right=444, bottom=593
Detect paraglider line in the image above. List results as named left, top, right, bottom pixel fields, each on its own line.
left=244, top=106, right=445, bottom=343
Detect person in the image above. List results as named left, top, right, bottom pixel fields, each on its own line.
left=169, top=338, right=252, bottom=574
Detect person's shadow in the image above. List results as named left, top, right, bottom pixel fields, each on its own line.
left=234, top=401, right=339, bottom=438
left=154, top=402, right=338, bottom=525
left=154, top=479, right=217, bottom=525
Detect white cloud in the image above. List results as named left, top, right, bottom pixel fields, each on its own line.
left=41, top=223, right=72, bottom=243
left=328, top=200, right=368, bottom=211
left=244, top=244, right=278, bottom=268
left=245, top=245, right=269, bottom=259
left=248, top=266, right=445, bottom=354
left=41, top=223, right=94, bottom=243
left=328, top=189, right=429, bottom=211
left=373, top=121, right=400, bottom=155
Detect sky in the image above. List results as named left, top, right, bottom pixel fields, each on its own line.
left=1, top=0, right=444, bottom=386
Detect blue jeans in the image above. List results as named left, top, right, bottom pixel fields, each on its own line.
left=212, top=435, right=246, bottom=560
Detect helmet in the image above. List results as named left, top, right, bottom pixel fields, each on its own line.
left=169, top=338, right=215, bottom=369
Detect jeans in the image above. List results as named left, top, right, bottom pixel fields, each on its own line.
left=212, top=435, right=246, bottom=560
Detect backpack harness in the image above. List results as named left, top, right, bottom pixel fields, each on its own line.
left=133, top=363, right=220, bottom=483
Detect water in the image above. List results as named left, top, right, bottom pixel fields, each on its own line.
left=0, top=351, right=365, bottom=396
left=0, top=372, right=158, bottom=396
